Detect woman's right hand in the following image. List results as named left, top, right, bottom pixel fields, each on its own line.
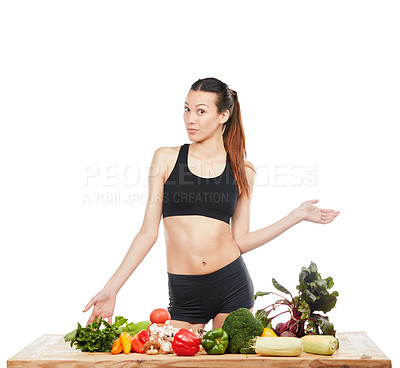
left=83, top=289, right=116, bottom=326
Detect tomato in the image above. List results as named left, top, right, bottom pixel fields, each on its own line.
left=150, top=308, right=171, bottom=324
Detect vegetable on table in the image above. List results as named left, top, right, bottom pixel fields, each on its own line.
left=301, top=334, right=338, bottom=355
left=260, top=327, right=277, bottom=337
left=148, top=321, right=180, bottom=338
left=160, top=340, right=173, bottom=354
left=64, top=316, right=123, bottom=352
left=147, top=320, right=176, bottom=355
left=64, top=316, right=150, bottom=353
left=146, top=347, right=158, bottom=355
left=254, top=262, right=339, bottom=337
left=131, top=337, right=145, bottom=353
left=111, top=338, right=123, bottom=355
left=120, top=332, right=132, bottom=354
left=255, top=336, right=302, bottom=357
left=222, top=308, right=264, bottom=354
left=201, top=328, right=229, bottom=355
left=143, top=337, right=161, bottom=354
left=150, top=308, right=171, bottom=324
left=138, top=329, right=150, bottom=344
left=280, top=331, right=297, bottom=337
left=172, top=329, right=201, bottom=356
left=124, top=320, right=152, bottom=336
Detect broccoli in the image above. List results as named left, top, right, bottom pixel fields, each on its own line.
left=222, top=308, right=263, bottom=354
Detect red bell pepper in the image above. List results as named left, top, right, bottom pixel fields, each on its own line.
left=172, top=329, right=201, bottom=356
left=138, top=329, right=150, bottom=344
left=131, top=337, right=145, bottom=353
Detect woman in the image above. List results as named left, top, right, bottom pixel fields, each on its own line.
left=83, top=77, right=340, bottom=331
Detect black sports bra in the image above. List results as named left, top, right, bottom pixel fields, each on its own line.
left=162, top=143, right=239, bottom=224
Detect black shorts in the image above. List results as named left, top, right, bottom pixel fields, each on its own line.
left=167, top=255, right=254, bottom=324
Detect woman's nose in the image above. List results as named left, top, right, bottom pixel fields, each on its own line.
left=187, top=112, right=197, bottom=124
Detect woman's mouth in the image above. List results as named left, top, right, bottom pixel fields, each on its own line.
left=187, top=129, right=198, bottom=134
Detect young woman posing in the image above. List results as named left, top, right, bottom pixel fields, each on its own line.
left=83, top=77, right=340, bottom=332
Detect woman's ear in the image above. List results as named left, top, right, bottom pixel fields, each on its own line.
left=220, top=110, right=230, bottom=124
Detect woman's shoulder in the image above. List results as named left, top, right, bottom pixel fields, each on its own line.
left=153, top=145, right=181, bottom=158
left=151, top=145, right=182, bottom=168
left=149, top=146, right=182, bottom=181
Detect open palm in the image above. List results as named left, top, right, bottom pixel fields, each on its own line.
left=298, top=199, right=340, bottom=224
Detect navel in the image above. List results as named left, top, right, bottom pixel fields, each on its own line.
left=201, top=261, right=207, bottom=267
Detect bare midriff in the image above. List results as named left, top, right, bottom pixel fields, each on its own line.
left=163, top=215, right=241, bottom=275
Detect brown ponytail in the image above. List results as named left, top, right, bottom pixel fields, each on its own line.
left=190, top=77, right=256, bottom=198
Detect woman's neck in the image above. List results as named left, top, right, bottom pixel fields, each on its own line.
left=190, top=137, right=226, bottom=162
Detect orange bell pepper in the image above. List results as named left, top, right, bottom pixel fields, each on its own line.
left=111, top=338, right=123, bottom=355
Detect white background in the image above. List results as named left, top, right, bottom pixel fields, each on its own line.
left=1, top=1, right=399, bottom=367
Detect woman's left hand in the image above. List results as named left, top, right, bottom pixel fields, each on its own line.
left=296, top=199, right=340, bottom=224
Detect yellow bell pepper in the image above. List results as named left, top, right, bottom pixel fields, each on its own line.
left=120, top=332, right=132, bottom=354
left=260, top=327, right=278, bottom=337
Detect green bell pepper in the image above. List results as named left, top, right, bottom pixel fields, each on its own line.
left=201, top=328, right=229, bottom=355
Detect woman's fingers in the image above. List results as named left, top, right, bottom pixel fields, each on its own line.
left=321, top=209, right=340, bottom=218
left=321, top=211, right=340, bottom=223
left=321, top=212, right=338, bottom=218
left=322, top=217, right=335, bottom=224
left=83, top=299, right=94, bottom=313
left=86, top=313, right=96, bottom=326
left=321, top=208, right=334, bottom=213
left=311, top=199, right=319, bottom=204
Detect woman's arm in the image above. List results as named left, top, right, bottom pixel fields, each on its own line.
left=83, top=147, right=167, bottom=324
left=231, top=162, right=340, bottom=255
left=235, top=208, right=302, bottom=254
left=102, top=229, right=158, bottom=295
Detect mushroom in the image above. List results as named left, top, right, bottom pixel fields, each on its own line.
left=143, top=337, right=161, bottom=353
left=145, top=347, right=158, bottom=355
left=159, top=340, right=173, bottom=354
left=196, top=328, right=206, bottom=340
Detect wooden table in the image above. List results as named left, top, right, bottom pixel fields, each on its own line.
left=7, top=331, right=391, bottom=368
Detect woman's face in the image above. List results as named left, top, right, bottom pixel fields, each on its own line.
left=183, top=90, right=229, bottom=141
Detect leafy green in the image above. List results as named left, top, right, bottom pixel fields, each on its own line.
left=113, top=316, right=128, bottom=328
left=272, top=278, right=291, bottom=295
left=254, top=291, right=270, bottom=300
left=255, top=262, right=339, bottom=337
left=254, top=308, right=273, bottom=329
left=64, top=316, right=150, bottom=352
left=120, top=320, right=152, bottom=336
left=296, top=261, right=338, bottom=314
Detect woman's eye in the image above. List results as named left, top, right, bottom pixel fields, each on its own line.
left=184, top=107, right=205, bottom=114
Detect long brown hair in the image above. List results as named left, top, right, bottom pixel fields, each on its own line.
left=190, top=77, right=256, bottom=198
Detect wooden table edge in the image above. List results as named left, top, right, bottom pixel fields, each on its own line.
left=7, top=331, right=392, bottom=368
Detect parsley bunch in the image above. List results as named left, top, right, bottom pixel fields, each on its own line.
left=65, top=316, right=133, bottom=352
